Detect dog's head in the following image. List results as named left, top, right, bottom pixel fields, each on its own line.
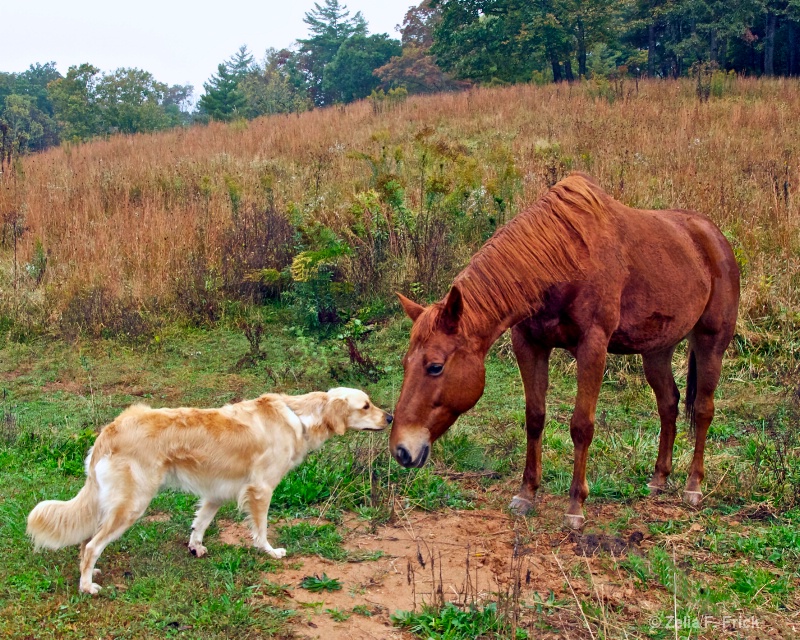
left=323, top=388, right=393, bottom=436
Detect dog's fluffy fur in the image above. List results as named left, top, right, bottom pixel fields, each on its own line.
left=27, top=387, right=391, bottom=594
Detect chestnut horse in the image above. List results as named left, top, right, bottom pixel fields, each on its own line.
left=390, top=173, right=739, bottom=529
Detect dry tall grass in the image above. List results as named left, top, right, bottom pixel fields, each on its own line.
left=1, top=78, right=798, bottom=351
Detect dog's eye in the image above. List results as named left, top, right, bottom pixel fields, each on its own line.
left=426, top=363, right=444, bottom=376
left=363, top=403, right=370, bottom=410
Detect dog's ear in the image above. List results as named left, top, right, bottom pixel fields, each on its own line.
left=322, top=397, right=350, bottom=436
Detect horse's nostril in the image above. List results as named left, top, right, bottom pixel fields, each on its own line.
left=395, top=445, right=412, bottom=467
left=417, top=444, right=430, bottom=467
left=386, top=414, right=393, bottom=424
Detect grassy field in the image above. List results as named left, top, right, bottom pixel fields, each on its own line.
left=1, top=77, right=799, bottom=638
left=1, top=308, right=799, bottom=638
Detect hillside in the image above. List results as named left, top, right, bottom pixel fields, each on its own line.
left=1, top=77, right=798, bottom=352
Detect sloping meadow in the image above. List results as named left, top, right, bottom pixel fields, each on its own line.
left=1, top=78, right=799, bottom=365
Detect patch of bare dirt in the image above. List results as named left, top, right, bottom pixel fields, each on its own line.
left=217, top=519, right=251, bottom=546
left=239, top=508, right=651, bottom=640
left=42, top=379, right=87, bottom=394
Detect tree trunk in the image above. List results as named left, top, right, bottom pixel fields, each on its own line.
left=710, top=29, right=717, bottom=64
left=564, top=58, right=575, bottom=82
left=790, top=21, right=798, bottom=76
left=648, top=23, right=656, bottom=77
left=765, top=12, right=777, bottom=76
left=551, top=55, right=563, bottom=82
left=577, top=19, right=587, bottom=77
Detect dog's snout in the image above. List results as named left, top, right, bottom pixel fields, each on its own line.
left=395, top=444, right=412, bottom=467
left=386, top=413, right=393, bottom=424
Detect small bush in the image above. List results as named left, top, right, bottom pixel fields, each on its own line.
left=58, top=284, right=153, bottom=340
left=369, top=87, right=408, bottom=114
left=221, top=204, right=295, bottom=303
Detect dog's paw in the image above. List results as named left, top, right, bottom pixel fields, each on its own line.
left=267, top=547, right=287, bottom=559
left=80, top=582, right=102, bottom=595
left=188, top=542, right=207, bottom=558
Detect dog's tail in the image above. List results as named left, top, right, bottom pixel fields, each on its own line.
left=27, top=451, right=100, bottom=550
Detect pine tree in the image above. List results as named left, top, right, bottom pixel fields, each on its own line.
left=227, top=45, right=255, bottom=77
left=298, top=0, right=368, bottom=105
left=198, top=63, right=246, bottom=121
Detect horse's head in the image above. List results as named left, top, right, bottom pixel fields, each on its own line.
left=390, top=286, right=487, bottom=468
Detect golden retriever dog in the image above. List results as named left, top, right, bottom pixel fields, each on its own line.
left=27, top=387, right=391, bottom=594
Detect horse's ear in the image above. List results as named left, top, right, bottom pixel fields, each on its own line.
left=396, top=292, right=424, bottom=322
left=439, top=285, right=462, bottom=334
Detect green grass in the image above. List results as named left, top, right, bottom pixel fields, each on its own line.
left=278, top=523, right=346, bottom=561
left=299, top=573, right=342, bottom=593
left=1, top=310, right=799, bottom=637
left=392, top=602, right=528, bottom=639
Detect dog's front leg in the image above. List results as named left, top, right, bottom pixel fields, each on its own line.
left=188, top=499, right=222, bottom=557
left=241, top=483, right=286, bottom=559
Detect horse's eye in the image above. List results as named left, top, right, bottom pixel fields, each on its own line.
left=426, top=363, right=444, bottom=376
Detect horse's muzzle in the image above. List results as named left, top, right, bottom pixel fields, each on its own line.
left=393, top=443, right=430, bottom=468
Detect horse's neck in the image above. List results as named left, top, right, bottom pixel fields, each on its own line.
left=458, top=275, right=542, bottom=352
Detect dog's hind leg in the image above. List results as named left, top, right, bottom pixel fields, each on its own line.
left=79, top=463, right=159, bottom=594
left=80, top=500, right=151, bottom=594
left=241, top=483, right=285, bottom=559
left=188, top=499, right=221, bottom=558
left=79, top=539, right=101, bottom=579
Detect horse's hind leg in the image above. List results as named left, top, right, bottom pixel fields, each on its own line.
left=509, top=328, right=551, bottom=515
left=684, top=334, right=727, bottom=506
left=642, top=348, right=679, bottom=493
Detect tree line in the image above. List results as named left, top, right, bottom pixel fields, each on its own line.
left=429, top=0, right=800, bottom=83
left=3, top=0, right=799, bottom=161
left=0, top=63, right=192, bottom=163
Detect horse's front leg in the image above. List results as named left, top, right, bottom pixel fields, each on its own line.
left=565, top=331, right=608, bottom=529
left=509, top=328, right=551, bottom=516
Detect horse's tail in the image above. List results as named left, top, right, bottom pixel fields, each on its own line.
left=27, top=450, right=100, bottom=550
left=685, top=349, right=697, bottom=437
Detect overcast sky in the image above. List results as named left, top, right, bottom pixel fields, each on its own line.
left=3, top=0, right=415, bottom=101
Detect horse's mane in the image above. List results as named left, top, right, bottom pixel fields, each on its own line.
left=415, top=173, right=616, bottom=339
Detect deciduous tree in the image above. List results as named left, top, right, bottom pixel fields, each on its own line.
left=47, top=63, right=101, bottom=141
left=322, top=34, right=402, bottom=103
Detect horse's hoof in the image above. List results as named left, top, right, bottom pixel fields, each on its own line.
left=683, top=490, right=702, bottom=507
left=647, top=482, right=666, bottom=495
left=509, top=495, right=534, bottom=516
left=564, top=514, right=585, bottom=530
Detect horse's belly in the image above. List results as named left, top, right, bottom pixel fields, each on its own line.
left=609, top=308, right=699, bottom=354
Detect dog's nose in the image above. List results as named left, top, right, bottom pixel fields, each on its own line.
left=395, top=444, right=412, bottom=467
left=386, top=414, right=393, bottom=424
